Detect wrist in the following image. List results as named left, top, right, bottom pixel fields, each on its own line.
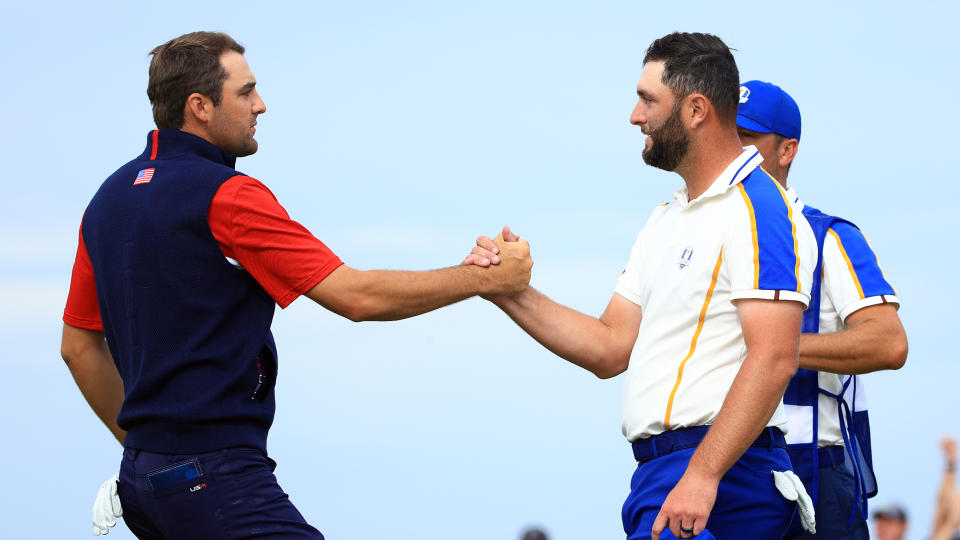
left=464, top=264, right=495, bottom=296
left=683, top=456, right=723, bottom=485
left=484, top=285, right=529, bottom=306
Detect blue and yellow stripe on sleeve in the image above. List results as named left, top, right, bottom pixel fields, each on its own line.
left=736, top=170, right=801, bottom=292
left=828, top=221, right=896, bottom=298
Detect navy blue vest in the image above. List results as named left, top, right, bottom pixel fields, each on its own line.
left=783, top=205, right=877, bottom=532
left=83, top=130, right=278, bottom=453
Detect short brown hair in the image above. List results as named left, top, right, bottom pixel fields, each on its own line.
left=147, top=31, right=245, bottom=129
left=644, top=32, right=740, bottom=123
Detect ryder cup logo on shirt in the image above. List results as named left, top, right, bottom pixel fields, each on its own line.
left=678, top=247, right=694, bottom=269
left=739, top=85, right=750, bottom=104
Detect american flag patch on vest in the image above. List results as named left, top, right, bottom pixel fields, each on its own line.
left=134, top=168, right=155, bottom=185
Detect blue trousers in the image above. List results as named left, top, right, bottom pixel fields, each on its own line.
left=117, top=447, right=324, bottom=539
left=621, top=446, right=796, bottom=540
left=783, top=448, right=869, bottom=540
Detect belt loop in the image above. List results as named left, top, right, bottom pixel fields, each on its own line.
left=767, top=427, right=774, bottom=451
left=651, top=439, right=659, bottom=459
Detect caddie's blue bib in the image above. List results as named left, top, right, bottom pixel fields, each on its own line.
left=782, top=206, right=878, bottom=534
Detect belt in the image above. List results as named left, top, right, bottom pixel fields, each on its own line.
left=818, top=445, right=846, bottom=468
left=632, top=426, right=786, bottom=464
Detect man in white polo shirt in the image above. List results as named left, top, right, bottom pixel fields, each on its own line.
left=465, top=33, right=817, bottom=539
left=736, top=79, right=908, bottom=540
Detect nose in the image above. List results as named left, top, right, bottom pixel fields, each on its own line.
left=630, top=101, right=645, bottom=127
left=253, top=90, right=266, bottom=115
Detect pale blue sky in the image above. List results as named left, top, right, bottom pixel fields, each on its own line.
left=1, top=2, right=957, bottom=539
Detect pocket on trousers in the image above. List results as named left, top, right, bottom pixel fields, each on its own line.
left=146, top=459, right=225, bottom=539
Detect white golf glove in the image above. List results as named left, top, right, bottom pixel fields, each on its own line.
left=772, top=469, right=816, bottom=534
left=92, top=473, right=123, bottom=536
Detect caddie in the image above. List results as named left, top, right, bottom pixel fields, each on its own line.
left=736, top=79, right=908, bottom=540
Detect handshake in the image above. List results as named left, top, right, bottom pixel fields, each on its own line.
left=460, top=225, right=533, bottom=298
left=85, top=226, right=533, bottom=537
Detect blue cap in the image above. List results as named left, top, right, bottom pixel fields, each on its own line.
left=736, top=80, right=801, bottom=140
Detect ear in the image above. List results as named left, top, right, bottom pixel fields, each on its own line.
left=779, top=138, right=799, bottom=168
left=686, top=93, right=709, bottom=129
left=183, top=92, right=213, bottom=125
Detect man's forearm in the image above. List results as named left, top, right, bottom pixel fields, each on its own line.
left=337, top=265, right=500, bottom=321
left=686, top=347, right=796, bottom=480
left=799, top=305, right=907, bottom=374
left=61, top=325, right=126, bottom=445
left=309, top=238, right=532, bottom=322
left=492, top=288, right=635, bottom=379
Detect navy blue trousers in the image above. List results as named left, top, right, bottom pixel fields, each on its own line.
left=621, top=446, right=797, bottom=540
left=783, top=448, right=869, bottom=540
left=117, top=447, right=324, bottom=539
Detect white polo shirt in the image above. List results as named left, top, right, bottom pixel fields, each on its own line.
left=785, top=188, right=900, bottom=448
left=615, top=147, right=817, bottom=442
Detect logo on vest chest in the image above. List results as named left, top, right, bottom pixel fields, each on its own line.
left=678, top=246, right=694, bottom=269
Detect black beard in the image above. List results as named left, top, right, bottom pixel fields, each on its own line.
left=642, top=104, right=689, bottom=172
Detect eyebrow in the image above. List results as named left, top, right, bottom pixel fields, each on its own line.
left=636, top=89, right=654, bottom=100
left=239, top=81, right=257, bottom=92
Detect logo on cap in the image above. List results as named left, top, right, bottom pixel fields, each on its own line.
left=739, top=86, right=750, bottom=104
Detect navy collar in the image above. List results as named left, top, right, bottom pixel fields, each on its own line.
left=138, top=129, right=237, bottom=169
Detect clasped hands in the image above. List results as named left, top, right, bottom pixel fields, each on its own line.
left=461, top=225, right=532, bottom=297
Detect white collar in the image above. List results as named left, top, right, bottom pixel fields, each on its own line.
left=675, top=146, right=763, bottom=208
left=786, top=186, right=804, bottom=211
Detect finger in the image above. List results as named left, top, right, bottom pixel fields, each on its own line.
left=651, top=510, right=668, bottom=540
left=502, top=225, right=520, bottom=242
left=692, top=516, right=706, bottom=536
left=471, top=245, right=501, bottom=264
left=461, top=254, right=491, bottom=267
left=475, top=235, right=499, bottom=254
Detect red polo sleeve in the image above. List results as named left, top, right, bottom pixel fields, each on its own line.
left=208, top=175, right=343, bottom=308
left=63, top=223, right=104, bottom=330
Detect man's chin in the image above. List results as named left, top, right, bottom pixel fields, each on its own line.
left=642, top=149, right=674, bottom=172
left=233, top=139, right=259, bottom=158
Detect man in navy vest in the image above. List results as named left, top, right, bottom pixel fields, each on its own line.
left=735, top=80, right=908, bottom=539
left=62, top=31, right=532, bottom=538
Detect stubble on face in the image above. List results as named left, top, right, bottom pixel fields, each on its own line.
left=642, top=99, right=690, bottom=172
left=210, top=51, right=263, bottom=157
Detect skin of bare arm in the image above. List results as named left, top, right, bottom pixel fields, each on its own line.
left=60, top=324, right=126, bottom=445
left=798, top=303, right=907, bottom=374
left=306, top=236, right=532, bottom=322
left=464, top=226, right=642, bottom=379
left=932, top=437, right=960, bottom=540
left=490, top=288, right=642, bottom=379
left=652, top=298, right=803, bottom=539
